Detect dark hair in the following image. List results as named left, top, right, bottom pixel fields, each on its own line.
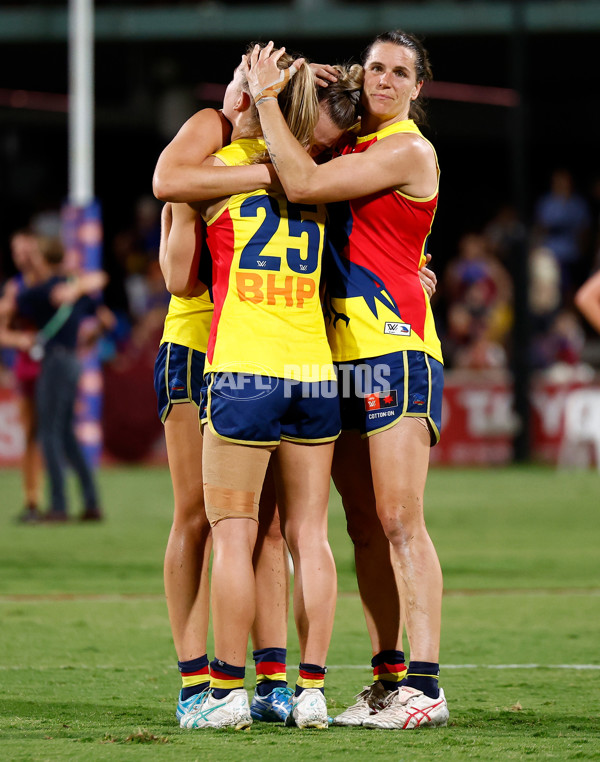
left=317, top=63, right=364, bottom=130
left=363, top=30, right=432, bottom=124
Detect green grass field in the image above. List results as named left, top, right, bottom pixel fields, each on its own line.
left=1, top=464, right=599, bottom=760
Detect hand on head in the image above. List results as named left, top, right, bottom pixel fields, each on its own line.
left=243, top=41, right=305, bottom=105
left=310, top=62, right=339, bottom=88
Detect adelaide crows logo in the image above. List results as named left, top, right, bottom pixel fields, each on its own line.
left=323, top=202, right=404, bottom=328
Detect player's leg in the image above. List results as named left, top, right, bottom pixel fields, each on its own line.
left=370, top=417, right=441, bottom=661
left=182, top=426, right=271, bottom=730
left=332, top=429, right=402, bottom=651
left=274, top=439, right=336, bottom=729
left=154, top=342, right=212, bottom=722
left=205, top=427, right=270, bottom=668
left=250, top=463, right=292, bottom=722
left=363, top=417, right=448, bottom=729
left=252, top=467, right=289, bottom=651
left=163, top=402, right=212, bottom=718
left=331, top=429, right=406, bottom=726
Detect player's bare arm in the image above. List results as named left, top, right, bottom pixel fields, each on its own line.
left=244, top=44, right=436, bottom=204
left=153, top=108, right=230, bottom=201
left=153, top=107, right=275, bottom=203
left=160, top=202, right=206, bottom=298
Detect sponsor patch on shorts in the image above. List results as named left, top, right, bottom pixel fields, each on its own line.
left=384, top=321, right=411, bottom=336
left=364, top=389, right=398, bottom=412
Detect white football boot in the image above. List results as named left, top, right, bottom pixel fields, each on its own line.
left=285, top=688, right=329, bottom=729
left=180, top=688, right=252, bottom=730
left=332, top=681, right=394, bottom=727
left=363, top=685, right=449, bottom=729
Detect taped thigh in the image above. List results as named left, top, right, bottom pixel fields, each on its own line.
left=202, top=427, right=273, bottom=526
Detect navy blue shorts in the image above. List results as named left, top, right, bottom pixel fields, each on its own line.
left=335, top=351, right=443, bottom=444
left=200, top=372, right=341, bottom=445
left=154, top=342, right=206, bottom=423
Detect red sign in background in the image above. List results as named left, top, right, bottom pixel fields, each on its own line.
left=431, top=374, right=592, bottom=465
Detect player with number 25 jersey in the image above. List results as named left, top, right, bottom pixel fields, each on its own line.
left=204, top=138, right=335, bottom=385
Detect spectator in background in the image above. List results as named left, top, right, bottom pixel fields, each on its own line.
left=112, top=194, right=165, bottom=322
left=100, top=197, right=170, bottom=464
left=443, top=232, right=513, bottom=370
left=483, top=202, right=527, bottom=266
left=110, top=194, right=170, bottom=353
left=0, top=230, right=45, bottom=521
left=531, top=308, right=585, bottom=372
left=16, top=236, right=113, bottom=522
left=529, top=245, right=563, bottom=370
left=532, top=168, right=591, bottom=299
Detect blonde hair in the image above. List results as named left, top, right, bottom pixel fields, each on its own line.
left=238, top=43, right=318, bottom=161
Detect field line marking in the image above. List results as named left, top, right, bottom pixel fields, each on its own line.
left=327, top=664, right=600, bottom=670
left=0, top=663, right=598, bottom=671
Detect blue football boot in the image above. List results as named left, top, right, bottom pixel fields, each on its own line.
left=250, top=686, right=294, bottom=722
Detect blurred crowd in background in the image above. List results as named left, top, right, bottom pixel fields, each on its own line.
left=5, top=164, right=599, bottom=378
left=1, top=162, right=600, bottom=475
left=439, top=166, right=597, bottom=377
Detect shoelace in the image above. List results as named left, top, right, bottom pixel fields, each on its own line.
left=270, top=686, right=293, bottom=707
left=383, top=686, right=423, bottom=709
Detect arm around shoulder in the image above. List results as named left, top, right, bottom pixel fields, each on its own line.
left=280, top=131, right=437, bottom=205
left=153, top=109, right=232, bottom=202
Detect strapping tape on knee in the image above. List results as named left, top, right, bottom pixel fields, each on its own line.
left=204, top=484, right=258, bottom=526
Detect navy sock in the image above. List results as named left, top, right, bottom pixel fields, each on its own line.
left=371, top=649, right=406, bottom=692
left=210, top=658, right=245, bottom=699
left=295, top=662, right=326, bottom=696
left=178, top=655, right=210, bottom=701
left=253, top=647, right=287, bottom=697
left=403, top=661, right=440, bottom=699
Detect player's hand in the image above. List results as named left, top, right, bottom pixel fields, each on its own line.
left=419, top=253, right=437, bottom=298
left=264, top=164, right=284, bottom=193
left=243, top=41, right=304, bottom=105
left=310, top=63, right=338, bottom=87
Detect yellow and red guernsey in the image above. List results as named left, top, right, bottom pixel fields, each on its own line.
left=161, top=291, right=213, bottom=355
left=205, top=138, right=335, bottom=383
left=324, top=120, right=443, bottom=365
